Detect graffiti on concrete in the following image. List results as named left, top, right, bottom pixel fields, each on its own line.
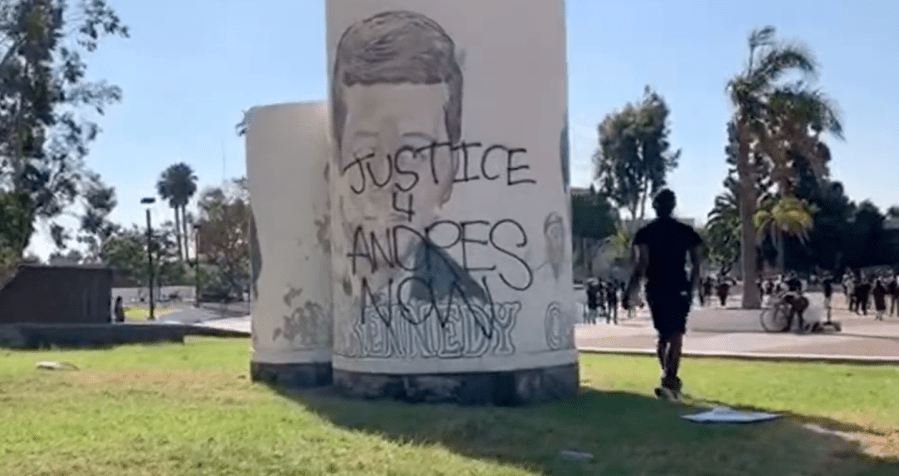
left=544, top=301, right=574, bottom=350
left=330, top=9, right=570, bottom=359
left=272, top=286, right=332, bottom=348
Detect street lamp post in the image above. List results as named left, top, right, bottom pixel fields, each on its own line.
left=193, top=223, right=201, bottom=307
left=141, top=197, right=156, bottom=320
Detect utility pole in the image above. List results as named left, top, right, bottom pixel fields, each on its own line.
left=141, top=197, right=156, bottom=320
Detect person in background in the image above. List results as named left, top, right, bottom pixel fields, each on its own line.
left=872, top=276, right=887, bottom=321
left=782, top=272, right=809, bottom=333
left=857, top=273, right=871, bottom=316
left=702, top=276, right=714, bottom=307
left=113, top=296, right=126, bottom=323
left=822, top=273, right=834, bottom=318
left=888, top=273, right=899, bottom=317
left=715, top=275, right=735, bottom=307
left=585, top=278, right=600, bottom=324
left=606, top=282, right=619, bottom=324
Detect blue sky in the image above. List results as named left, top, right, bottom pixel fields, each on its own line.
left=29, top=0, right=899, bottom=258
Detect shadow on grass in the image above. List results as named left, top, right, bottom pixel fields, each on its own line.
left=268, top=384, right=898, bottom=475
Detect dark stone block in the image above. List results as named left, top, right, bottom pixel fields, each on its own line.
left=0, top=323, right=186, bottom=350
left=250, top=361, right=333, bottom=388
left=332, top=362, right=579, bottom=406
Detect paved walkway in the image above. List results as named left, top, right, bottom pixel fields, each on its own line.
left=194, top=294, right=899, bottom=363
left=577, top=298, right=899, bottom=362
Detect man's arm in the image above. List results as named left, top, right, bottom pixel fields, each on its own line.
left=689, top=245, right=702, bottom=303
left=624, top=244, right=649, bottom=308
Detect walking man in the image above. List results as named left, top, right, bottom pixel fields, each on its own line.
left=888, top=274, right=898, bottom=317
left=623, top=189, right=702, bottom=400
left=585, top=278, right=600, bottom=324
left=606, top=283, right=618, bottom=324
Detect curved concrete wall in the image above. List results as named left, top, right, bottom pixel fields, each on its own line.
left=246, top=102, right=333, bottom=387
left=326, top=0, right=577, bottom=404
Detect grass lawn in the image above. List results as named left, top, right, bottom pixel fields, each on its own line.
left=123, top=306, right=173, bottom=320
left=0, top=339, right=896, bottom=476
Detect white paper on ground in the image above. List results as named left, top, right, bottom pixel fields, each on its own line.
left=682, top=406, right=781, bottom=424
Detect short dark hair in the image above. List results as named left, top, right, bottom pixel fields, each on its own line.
left=331, top=10, right=463, bottom=152
left=652, top=189, right=676, bottom=217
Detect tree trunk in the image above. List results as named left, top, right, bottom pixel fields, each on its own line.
left=181, top=205, right=190, bottom=261
left=639, top=177, right=648, bottom=220
left=736, top=121, right=761, bottom=309
left=776, top=231, right=785, bottom=273
left=173, top=206, right=183, bottom=261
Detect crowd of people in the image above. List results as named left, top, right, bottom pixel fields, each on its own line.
left=583, top=278, right=622, bottom=324
left=838, top=271, right=899, bottom=321
left=583, top=268, right=899, bottom=331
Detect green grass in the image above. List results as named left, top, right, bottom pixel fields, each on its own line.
left=0, top=339, right=896, bottom=476
left=123, top=305, right=173, bottom=320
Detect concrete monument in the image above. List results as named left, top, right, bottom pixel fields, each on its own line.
left=326, top=0, right=577, bottom=404
left=246, top=101, right=334, bottom=387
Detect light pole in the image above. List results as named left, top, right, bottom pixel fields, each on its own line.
left=140, top=197, right=156, bottom=320
left=193, top=223, right=201, bottom=307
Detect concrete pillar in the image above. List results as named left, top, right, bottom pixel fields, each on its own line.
left=246, top=101, right=333, bottom=387
left=326, top=0, right=577, bottom=405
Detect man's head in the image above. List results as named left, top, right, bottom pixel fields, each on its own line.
left=652, top=189, right=676, bottom=218
left=331, top=10, right=463, bottom=288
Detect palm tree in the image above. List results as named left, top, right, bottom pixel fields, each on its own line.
left=726, top=26, right=843, bottom=308
left=753, top=195, right=817, bottom=272
left=156, top=163, right=198, bottom=261
left=706, top=177, right=741, bottom=269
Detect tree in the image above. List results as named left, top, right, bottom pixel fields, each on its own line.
left=0, top=0, right=128, bottom=253
left=726, top=26, right=843, bottom=308
left=196, top=179, right=251, bottom=297
left=753, top=195, right=817, bottom=272
left=74, top=171, right=117, bottom=261
left=570, top=186, right=618, bottom=275
left=100, top=221, right=185, bottom=288
left=593, top=86, right=680, bottom=221
left=705, top=178, right=741, bottom=269
left=100, top=229, right=144, bottom=282
left=48, top=248, right=82, bottom=264
left=156, top=162, right=198, bottom=261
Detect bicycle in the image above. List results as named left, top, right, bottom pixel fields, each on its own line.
left=760, top=293, right=794, bottom=332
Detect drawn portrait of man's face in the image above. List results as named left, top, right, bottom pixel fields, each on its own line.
left=544, top=212, right=565, bottom=280
left=332, top=10, right=463, bottom=292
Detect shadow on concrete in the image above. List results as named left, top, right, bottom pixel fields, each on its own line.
left=266, top=385, right=898, bottom=475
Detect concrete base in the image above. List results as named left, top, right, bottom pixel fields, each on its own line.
left=0, top=323, right=185, bottom=349
left=250, top=361, right=333, bottom=388
left=332, top=362, right=579, bottom=406
left=0, top=323, right=250, bottom=350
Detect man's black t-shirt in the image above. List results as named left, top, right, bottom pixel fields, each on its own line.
left=632, top=217, right=702, bottom=293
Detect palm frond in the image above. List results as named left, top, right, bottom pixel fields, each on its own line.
left=751, top=43, right=818, bottom=85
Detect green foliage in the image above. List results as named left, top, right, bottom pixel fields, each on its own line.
left=0, top=0, right=126, bottom=261
left=197, top=178, right=251, bottom=296
left=156, top=162, right=198, bottom=261
left=570, top=187, right=617, bottom=241
left=100, top=222, right=189, bottom=286
left=0, top=0, right=127, bottom=232
left=0, top=191, right=35, bottom=254
left=593, top=86, right=680, bottom=220
left=725, top=26, right=842, bottom=307
left=704, top=178, right=741, bottom=268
